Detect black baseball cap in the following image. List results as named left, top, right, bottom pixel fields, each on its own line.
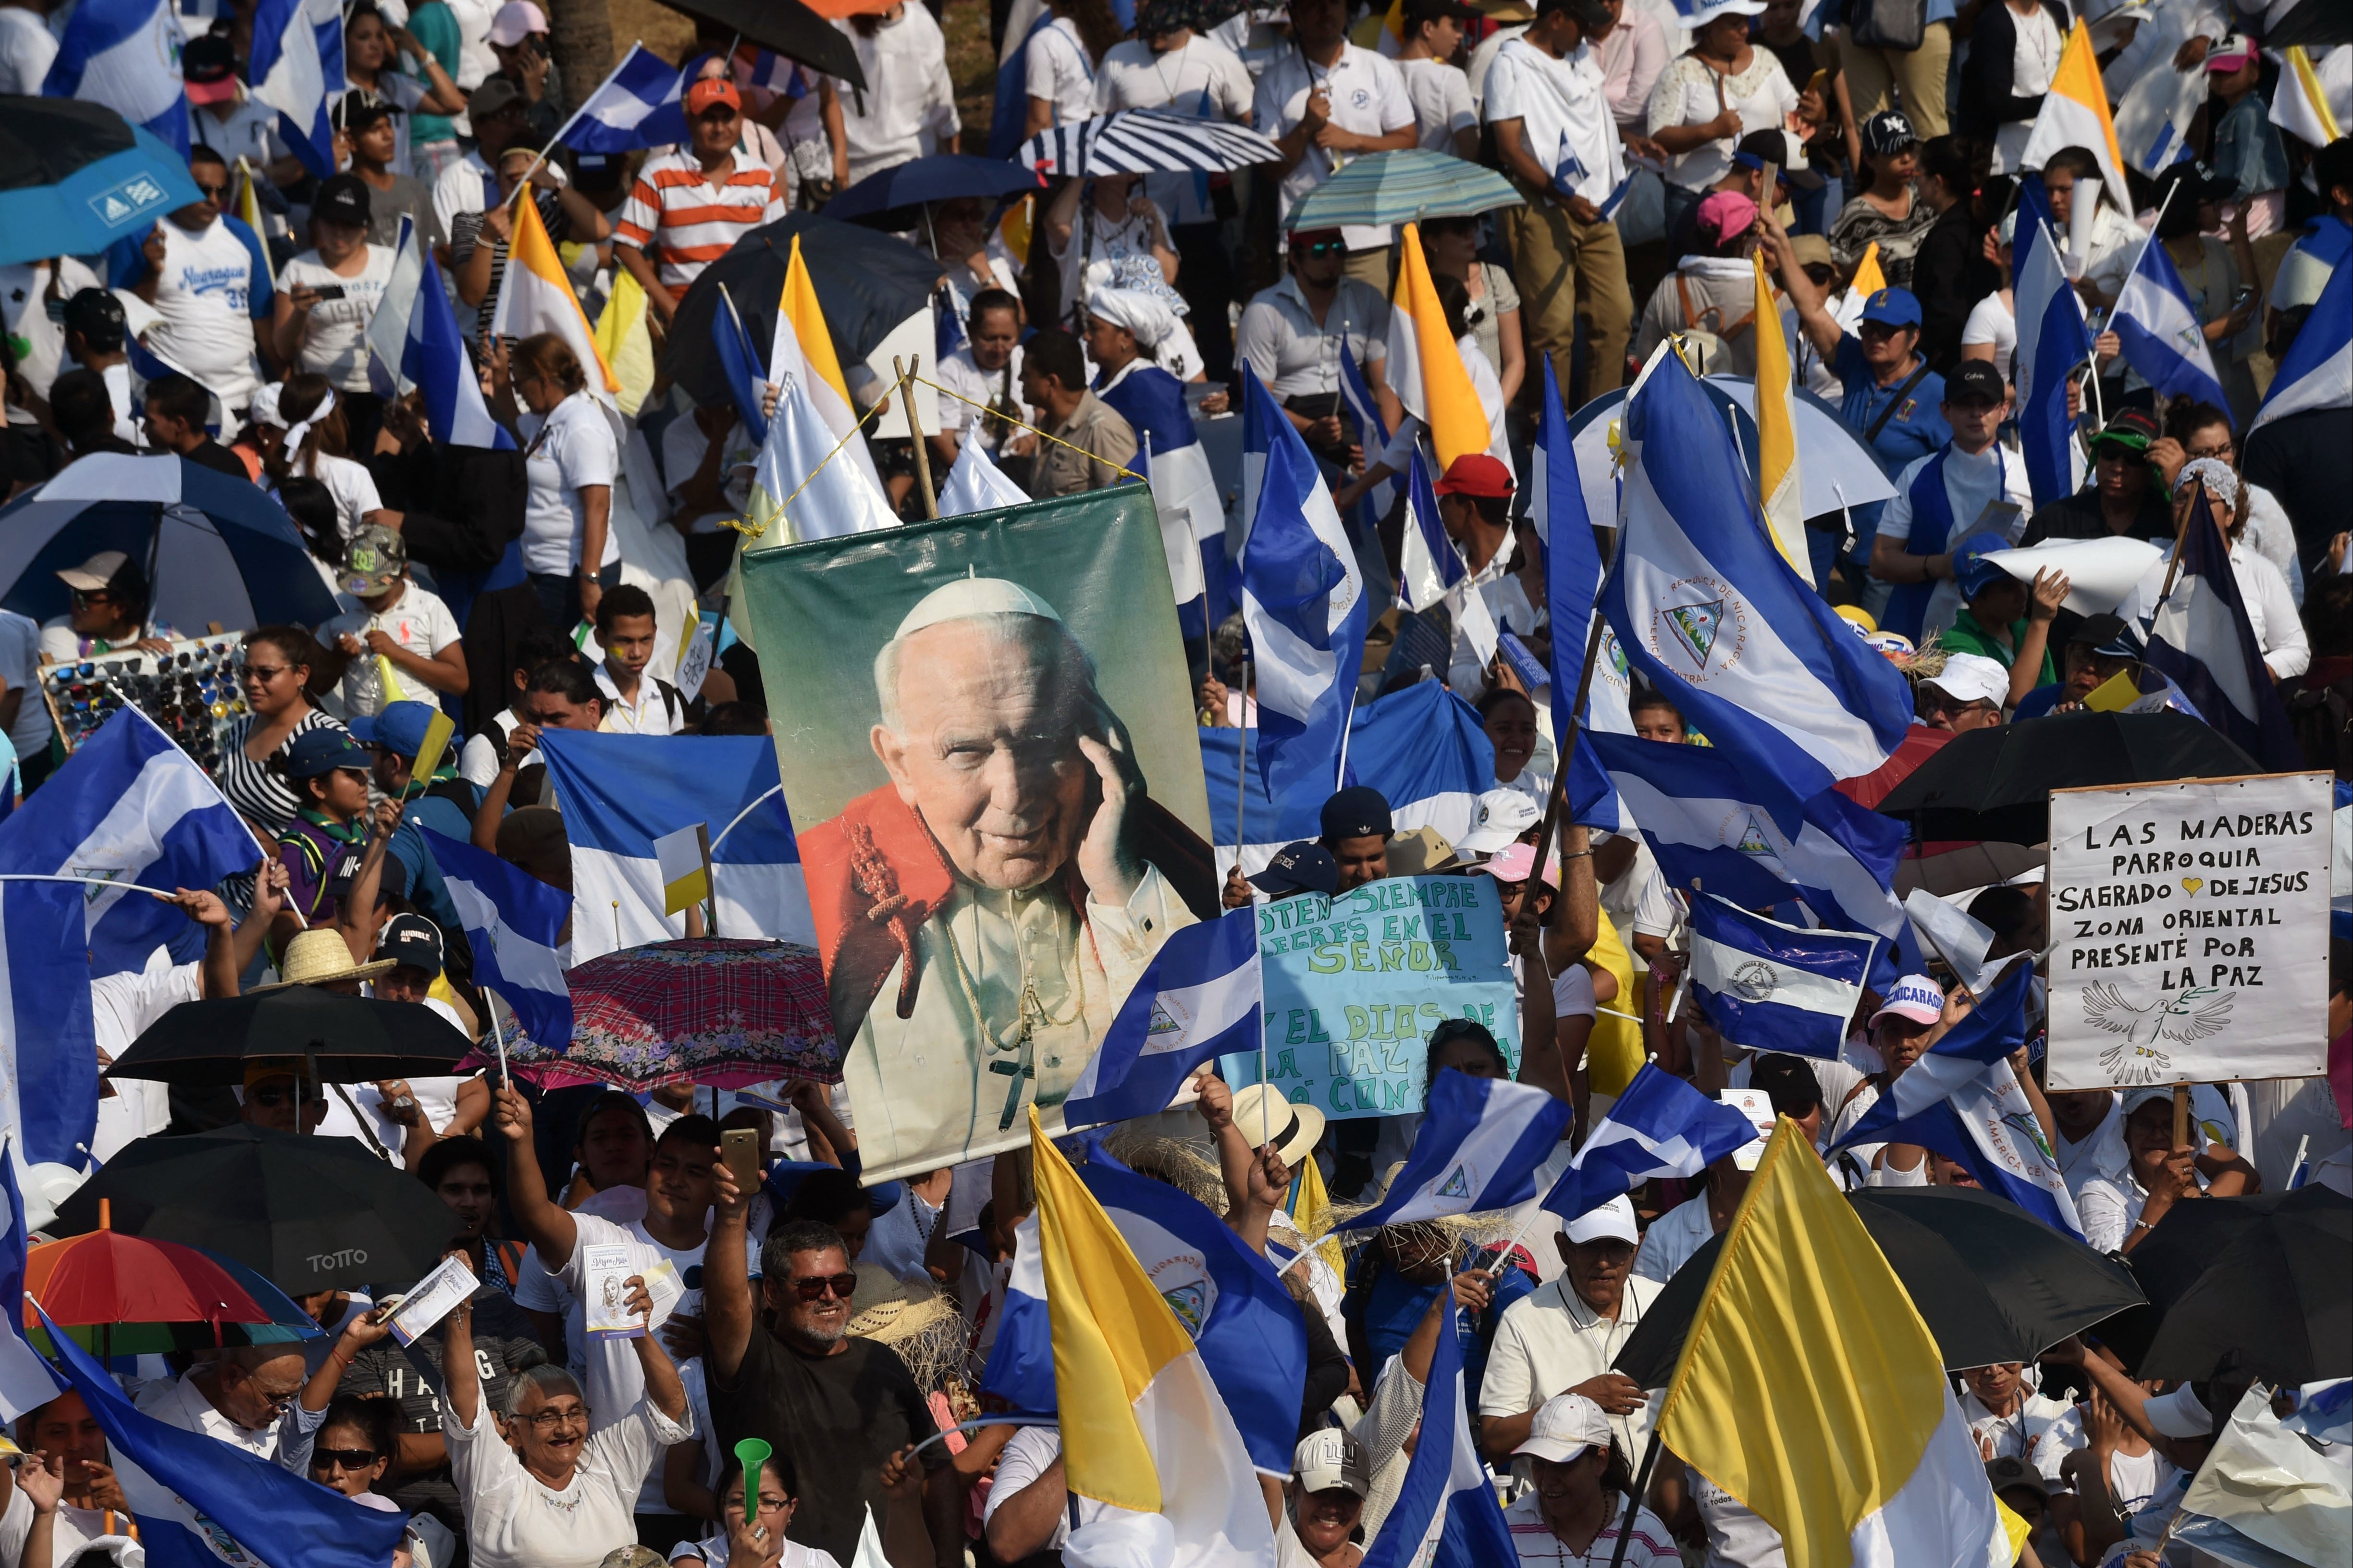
left=2152, top=158, right=2237, bottom=209
left=375, top=913, right=445, bottom=974
left=1319, top=785, right=1393, bottom=842
left=1944, top=359, right=2006, bottom=407
left=1252, top=842, right=1340, bottom=898
left=334, top=92, right=396, bottom=133
left=62, top=288, right=125, bottom=352
left=2069, top=612, right=2128, bottom=649
left=1860, top=109, right=1917, bottom=159
left=1403, top=0, right=1479, bottom=24
left=313, top=173, right=371, bottom=228
left=182, top=32, right=237, bottom=94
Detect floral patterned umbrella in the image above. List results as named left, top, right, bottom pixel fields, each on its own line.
left=477, top=939, right=840, bottom=1091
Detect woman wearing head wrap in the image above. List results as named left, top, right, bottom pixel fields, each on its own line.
left=1081, top=286, right=1218, bottom=508
left=2117, top=453, right=2307, bottom=680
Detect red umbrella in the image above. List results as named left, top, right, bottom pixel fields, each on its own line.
left=24, top=1201, right=279, bottom=1353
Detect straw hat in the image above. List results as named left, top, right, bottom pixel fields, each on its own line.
left=845, top=1264, right=961, bottom=1389
left=1229, top=1086, right=1324, bottom=1167
left=254, top=928, right=394, bottom=991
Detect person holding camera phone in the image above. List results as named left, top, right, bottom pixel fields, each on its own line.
left=273, top=174, right=398, bottom=452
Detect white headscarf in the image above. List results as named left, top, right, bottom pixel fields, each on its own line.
left=1084, top=286, right=1184, bottom=352
left=2178, top=456, right=2239, bottom=512
left=283, top=386, right=339, bottom=458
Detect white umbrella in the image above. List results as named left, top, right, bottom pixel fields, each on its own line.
left=1982, top=536, right=2163, bottom=616
left=1014, top=110, right=1281, bottom=177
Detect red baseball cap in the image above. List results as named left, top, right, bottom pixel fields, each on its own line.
left=1434, top=453, right=1514, bottom=498
left=685, top=77, right=741, bottom=117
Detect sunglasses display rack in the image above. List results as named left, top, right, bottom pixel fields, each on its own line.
left=40, top=635, right=254, bottom=770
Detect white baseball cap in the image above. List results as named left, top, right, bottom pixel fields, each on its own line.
left=1924, top=652, right=2010, bottom=709
left=1513, top=1392, right=1614, bottom=1464
left=2142, top=1382, right=2211, bottom=1439
left=1458, top=789, right=1540, bottom=855
left=1565, top=1194, right=1639, bottom=1246
left=487, top=0, right=547, bottom=45
left=1293, top=1430, right=1370, bottom=1496
left=1870, top=974, right=1945, bottom=1028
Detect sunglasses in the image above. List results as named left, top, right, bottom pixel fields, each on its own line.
left=313, top=1447, right=379, bottom=1470
left=69, top=590, right=114, bottom=607
left=248, top=1086, right=313, bottom=1108
left=194, top=182, right=231, bottom=199
left=1293, top=240, right=1343, bottom=257
left=791, top=1272, right=858, bottom=1301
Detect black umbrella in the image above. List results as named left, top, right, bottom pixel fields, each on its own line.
left=2134, top=1185, right=2349, bottom=1386
left=825, top=154, right=1047, bottom=228
left=52, top=1124, right=467, bottom=1294
left=2262, top=0, right=2349, bottom=50
left=660, top=213, right=943, bottom=410
left=1614, top=1185, right=2145, bottom=1386
left=105, top=987, right=473, bottom=1086
left=1874, top=710, right=2257, bottom=845
left=657, top=0, right=865, bottom=90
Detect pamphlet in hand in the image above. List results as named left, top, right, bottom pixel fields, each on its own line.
left=583, top=1243, right=646, bottom=1340
left=386, top=1255, right=479, bottom=1346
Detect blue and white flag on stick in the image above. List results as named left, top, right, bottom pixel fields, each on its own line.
left=0, top=1152, right=60, bottom=1418
left=0, top=884, right=98, bottom=1180
left=420, top=827, right=572, bottom=1049
left=713, top=285, right=772, bottom=444
left=403, top=245, right=514, bottom=448
left=248, top=0, right=336, bottom=178
left=1396, top=449, right=1497, bottom=670
left=1589, top=730, right=1912, bottom=986
left=1239, top=369, right=1368, bottom=809
left=2112, top=225, right=2230, bottom=411
left=0, top=707, right=262, bottom=979
left=1540, top=1062, right=1761, bottom=1222
left=1062, top=906, right=1262, bottom=1129
left=41, top=0, right=189, bottom=156
left=1602, top=348, right=1912, bottom=798
left=1534, top=355, right=1620, bottom=831
left=1337, top=343, right=1394, bottom=531
left=536, top=731, right=812, bottom=960
left=1829, top=958, right=2082, bottom=1236
left=1339, top=1069, right=1571, bottom=1232
left=1360, top=1277, right=1516, bottom=1568
left=32, top=1301, right=407, bottom=1568
left=2145, top=484, right=2305, bottom=772
left=2015, top=176, right=2094, bottom=507
left=2249, top=256, right=2350, bottom=435
left=559, top=43, right=690, bottom=153
left=1687, top=895, right=1875, bottom=1060
left=979, top=1211, right=1052, bottom=1415
left=2283, top=1380, right=2351, bottom=1445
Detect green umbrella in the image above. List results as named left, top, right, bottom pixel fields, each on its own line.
left=1285, top=150, right=1524, bottom=231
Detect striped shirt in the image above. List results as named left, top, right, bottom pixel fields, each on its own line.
left=1503, top=1495, right=1679, bottom=1565
left=613, top=147, right=786, bottom=296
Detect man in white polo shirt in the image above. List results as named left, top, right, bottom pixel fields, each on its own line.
left=1252, top=0, right=1416, bottom=286
left=1479, top=1194, right=1663, bottom=1466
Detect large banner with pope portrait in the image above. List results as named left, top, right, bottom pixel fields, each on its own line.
left=737, top=488, right=1221, bottom=1180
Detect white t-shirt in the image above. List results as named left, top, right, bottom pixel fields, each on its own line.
left=283, top=450, right=386, bottom=543
left=519, top=395, right=621, bottom=577
left=444, top=1391, right=690, bottom=1568
left=308, top=1070, right=474, bottom=1161
left=1483, top=37, right=1624, bottom=207
left=0, top=1483, right=107, bottom=1568
left=1025, top=15, right=1097, bottom=127
left=1960, top=291, right=2017, bottom=382
left=983, top=1426, right=1106, bottom=1551
left=832, top=4, right=961, bottom=185
left=1878, top=440, right=2033, bottom=639
left=1642, top=50, right=1797, bottom=191
left=191, top=97, right=289, bottom=173
left=0, top=608, right=50, bottom=761
left=458, top=710, right=523, bottom=789
left=277, top=247, right=398, bottom=391
left=1397, top=56, right=1476, bottom=152
left=142, top=216, right=270, bottom=402
left=934, top=344, right=1027, bottom=451
left=0, top=7, right=59, bottom=95
left=89, top=951, right=197, bottom=1162
left=1094, top=35, right=1255, bottom=225
left=1252, top=43, right=1415, bottom=253
left=317, top=581, right=463, bottom=715
left=1629, top=1190, right=1715, bottom=1285
left=1992, top=3, right=2064, bottom=173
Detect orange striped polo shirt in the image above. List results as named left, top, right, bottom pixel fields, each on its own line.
left=613, top=147, right=786, bottom=296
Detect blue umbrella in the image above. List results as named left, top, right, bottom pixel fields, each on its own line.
left=0, top=454, right=342, bottom=631
left=825, top=154, right=1046, bottom=225
left=0, top=98, right=203, bottom=268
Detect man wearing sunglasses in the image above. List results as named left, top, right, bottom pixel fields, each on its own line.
left=110, top=142, right=276, bottom=429
left=136, top=1341, right=310, bottom=1464
left=37, top=552, right=175, bottom=663
left=704, top=1164, right=958, bottom=1568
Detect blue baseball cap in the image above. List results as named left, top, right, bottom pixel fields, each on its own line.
left=1253, top=841, right=1340, bottom=898
left=348, top=701, right=441, bottom=760
left=1859, top=287, right=1922, bottom=329
left=282, top=728, right=374, bottom=778
left=1951, top=531, right=2015, bottom=599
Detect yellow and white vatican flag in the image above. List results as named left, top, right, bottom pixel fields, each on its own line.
left=1751, top=253, right=1808, bottom=586
left=765, top=231, right=885, bottom=495
left=591, top=268, right=659, bottom=418
left=493, top=191, right=622, bottom=405
left=1656, top=1119, right=2012, bottom=1568
left=1028, top=1109, right=1278, bottom=1567
left=2270, top=45, right=2346, bottom=151
left=1388, top=223, right=1492, bottom=472
left=2020, top=21, right=2129, bottom=198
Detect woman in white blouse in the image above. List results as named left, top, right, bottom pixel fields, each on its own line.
left=2075, top=1087, right=2258, bottom=1255
left=1643, top=0, right=1795, bottom=235
left=2119, top=457, right=2309, bottom=682
left=505, top=333, right=619, bottom=633
left=1025, top=0, right=1126, bottom=135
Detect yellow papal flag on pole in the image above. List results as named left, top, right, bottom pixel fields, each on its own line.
left=1849, top=240, right=1887, bottom=302
left=492, top=190, right=619, bottom=396
left=765, top=231, right=885, bottom=494
left=1388, top=222, right=1492, bottom=473
left=1657, top=1118, right=2012, bottom=1568
left=2018, top=20, right=2128, bottom=198
left=1751, top=253, right=1808, bottom=585
left=1028, top=1109, right=1277, bottom=1564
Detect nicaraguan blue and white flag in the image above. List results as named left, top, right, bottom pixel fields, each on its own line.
left=1360, top=1277, right=1516, bottom=1568
left=1902, top=886, right=1999, bottom=997
left=1602, top=349, right=1911, bottom=797
left=2015, top=177, right=2094, bottom=507
left=1203, top=680, right=1490, bottom=877
left=32, top=1302, right=407, bottom=1568
left=420, top=827, right=572, bottom=1049
left=1588, top=730, right=1912, bottom=986
left=1338, top=343, right=1394, bottom=529
left=2113, top=228, right=2230, bottom=411
left=309, top=0, right=344, bottom=94
left=2249, top=255, right=2350, bottom=434
left=536, top=731, right=812, bottom=960
left=1687, top=894, right=1875, bottom=1060
left=1541, top=1062, right=1761, bottom=1222
left=1123, top=380, right=1218, bottom=607
left=1830, top=959, right=2082, bottom=1236
left=1396, top=447, right=1466, bottom=613
left=364, top=216, right=425, bottom=398
left=0, top=707, right=261, bottom=978
left=404, top=245, right=514, bottom=448
left=0, top=884, right=98, bottom=1181
left=2145, top=482, right=2305, bottom=772
left=981, top=1157, right=1311, bottom=1479
left=42, top=0, right=189, bottom=156
left=713, top=286, right=772, bottom=444
left=248, top=0, right=336, bottom=178
left=1339, top=1069, right=1571, bottom=1231
left=1063, top=906, right=1261, bottom=1128
left=938, top=435, right=1031, bottom=516
left=1534, top=356, right=1621, bottom=831
left=2283, top=1380, right=2350, bottom=1445
left=0, top=1153, right=60, bottom=1419
left=562, top=44, right=690, bottom=152
left=1239, top=369, right=1369, bottom=810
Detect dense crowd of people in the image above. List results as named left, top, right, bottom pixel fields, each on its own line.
left=0, top=0, right=2345, bottom=1563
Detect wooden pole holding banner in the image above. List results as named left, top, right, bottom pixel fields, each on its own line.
left=894, top=356, right=937, bottom=518
left=2158, top=474, right=2207, bottom=604
left=2173, top=1083, right=2193, bottom=1152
